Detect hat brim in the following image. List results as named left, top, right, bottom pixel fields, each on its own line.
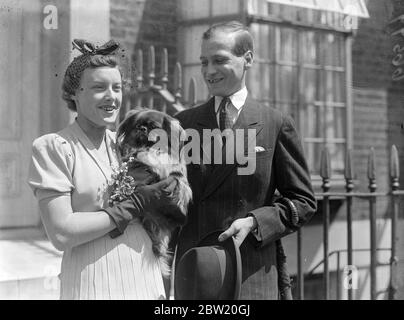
left=197, top=230, right=242, bottom=300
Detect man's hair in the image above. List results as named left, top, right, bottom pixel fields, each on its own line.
left=202, top=21, right=254, bottom=56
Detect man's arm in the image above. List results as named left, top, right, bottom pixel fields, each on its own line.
left=248, top=114, right=317, bottom=247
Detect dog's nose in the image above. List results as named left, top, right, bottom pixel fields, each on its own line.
left=139, top=125, right=148, bottom=134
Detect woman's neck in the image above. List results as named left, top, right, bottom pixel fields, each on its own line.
left=76, top=116, right=106, bottom=148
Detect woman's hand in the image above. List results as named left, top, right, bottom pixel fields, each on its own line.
left=104, top=176, right=178, bottom=237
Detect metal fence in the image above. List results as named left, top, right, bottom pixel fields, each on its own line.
left=122, top=46, right=404, bottom=300
left=296, top=146, right=404, bottom=300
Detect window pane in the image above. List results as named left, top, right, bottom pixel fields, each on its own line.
left=304, top=142, right=322, bottom=175
left=276, top=65, right=297, bottom=102
left=276, top=103, right=297, bottom=118
left=251, top=23, right=275, bottom=61
left=326, top=107, right=346, bottom=139
left=279, top=28, right=297, bottom=62
left=249, top=63, right=274, bottom=101
left=300, top=31, right=318, bottom=65
left=178, top=0, right=210, bottom=20
left=324, top=33, right=345, bottom=67
left=328, top=143, right=345, bottom=175
left=301, top=68, right=320, bottom=102
left=325, top=71, right=345, bottom=102
left=212, top=0, right=239, bottom=15
left=302, top=104, right=323, bottom=138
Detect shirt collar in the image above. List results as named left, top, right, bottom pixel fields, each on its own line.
left=215, top=87, right=248, bottom=113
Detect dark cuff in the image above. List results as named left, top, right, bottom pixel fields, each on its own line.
left=102, top=206, right=132, bottom=238
left=276, top=197, right=299, bottom=228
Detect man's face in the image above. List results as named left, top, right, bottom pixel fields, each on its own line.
left=200, top=31, right=253, bottom=97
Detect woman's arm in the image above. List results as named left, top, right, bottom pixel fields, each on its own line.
left=39, top=195, right=116, bottom=251
left=39, top=176, right=179, bottom=251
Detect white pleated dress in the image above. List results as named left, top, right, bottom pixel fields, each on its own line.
left=28, top=121, right=166, bottom=300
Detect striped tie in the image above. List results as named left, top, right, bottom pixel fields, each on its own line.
left=219, top=97, right=232, bottom=130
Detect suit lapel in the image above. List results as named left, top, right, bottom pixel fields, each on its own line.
left=201, top=96, right=263, bottom=200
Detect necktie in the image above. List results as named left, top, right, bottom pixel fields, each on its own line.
left=219, top=97, right=232, bottom=130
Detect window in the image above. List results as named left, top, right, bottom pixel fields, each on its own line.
left=248, top=22, right=348, bottom=177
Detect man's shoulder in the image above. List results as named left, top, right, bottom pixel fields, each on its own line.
left=245, top=97, right=284, bottom=122
left=175, top=99, right=212, bottom=123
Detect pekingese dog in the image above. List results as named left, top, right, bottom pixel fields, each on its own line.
left=116, top=108, right=192, bottom=277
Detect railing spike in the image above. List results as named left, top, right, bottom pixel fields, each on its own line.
left=345, top=148, right=354, bottom=192
left=367, top=147, right=377, bottom=192
left=367, top=147, right=376, bottom=181
left=161, top=48, right=168, bottom=90
left=320, top=147, right=331, bottom=192
left=344, top=149, right=354, bottom=180
left=148, top=46, right=155, bottom=84
left=136, top=49, right=143, bottom=84
left=320, top=147, right=331, bottom=179
left=174, top=62, right=182, bottom=103
left=391, top=145, right=400, bottom=190
left=188, top=77, right=197, bottom=106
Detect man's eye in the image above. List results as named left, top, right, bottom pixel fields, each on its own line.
left=215, top=59, right=226, bottom=64
left=201, top=61, right=208, bottom=66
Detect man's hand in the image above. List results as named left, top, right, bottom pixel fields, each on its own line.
left=218, top=216, right=257, bottom=248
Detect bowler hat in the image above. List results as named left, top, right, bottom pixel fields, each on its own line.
left=174, top=230, right=242, bottom=300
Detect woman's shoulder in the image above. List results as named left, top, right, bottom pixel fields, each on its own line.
left=32, top=126, right=76, bottom=156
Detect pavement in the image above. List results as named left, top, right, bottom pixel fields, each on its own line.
left=0, top=227, right=62, bottom=300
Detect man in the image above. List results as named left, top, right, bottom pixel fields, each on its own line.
left=174, top=21, right=316, bottom=299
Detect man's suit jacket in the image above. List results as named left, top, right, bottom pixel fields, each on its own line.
left=174, top=95, right=316, bottom=299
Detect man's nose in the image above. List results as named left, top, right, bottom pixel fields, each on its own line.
left=205, top=62, right=216, bottom=75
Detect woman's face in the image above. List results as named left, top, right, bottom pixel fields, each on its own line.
left=73, top=66, right=122, bottom=128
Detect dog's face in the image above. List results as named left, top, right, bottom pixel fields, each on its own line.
left=117, top=109, right=185, bottom=159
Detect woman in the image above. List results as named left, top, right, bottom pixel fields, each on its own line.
left=28, top=39, right=175, bottom=300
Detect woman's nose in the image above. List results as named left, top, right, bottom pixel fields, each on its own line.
left=104, top=87, right=115, bottom=100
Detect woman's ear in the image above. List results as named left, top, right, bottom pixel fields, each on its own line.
left=244, top=50, right=253, bottom=70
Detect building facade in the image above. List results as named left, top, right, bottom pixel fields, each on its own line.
left=1, top=0, right=403, bottom=299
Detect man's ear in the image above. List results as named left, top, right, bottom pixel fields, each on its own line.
left=244, top=50, right=253, bottom=70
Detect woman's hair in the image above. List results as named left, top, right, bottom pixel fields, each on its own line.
left=62, top=39, right=122, bottom=111
left=202, top=21, right=254, bottom=57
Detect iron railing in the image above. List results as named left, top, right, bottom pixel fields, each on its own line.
left=295, top=146, right=404, bottom=300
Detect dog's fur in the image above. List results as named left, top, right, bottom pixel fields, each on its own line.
left=116, top=108, right=192, bottom=277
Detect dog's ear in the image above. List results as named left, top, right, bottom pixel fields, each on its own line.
left=117, top=109, right=141, bottom=141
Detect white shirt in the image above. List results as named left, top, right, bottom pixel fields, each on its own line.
left=214, top=87, right=248, bottom=127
